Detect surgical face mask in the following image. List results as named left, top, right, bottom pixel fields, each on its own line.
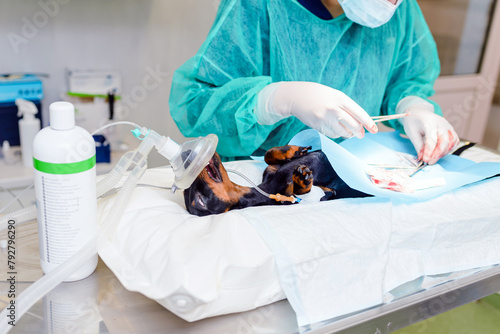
left=339, top=0, right=402, bottom=28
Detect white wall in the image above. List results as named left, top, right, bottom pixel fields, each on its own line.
left=0, top=0, right=219, bottom=167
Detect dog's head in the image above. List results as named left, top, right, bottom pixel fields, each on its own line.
left=184, top=152, right=246, bottom=216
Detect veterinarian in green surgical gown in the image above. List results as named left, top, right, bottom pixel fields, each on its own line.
left=169, top=0, right=459, bottom=163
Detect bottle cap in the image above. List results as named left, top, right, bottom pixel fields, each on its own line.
left=50, top=101, right=75, bottom=130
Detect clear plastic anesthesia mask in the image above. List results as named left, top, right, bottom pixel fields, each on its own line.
left=132, top=128, right=218, bottom=192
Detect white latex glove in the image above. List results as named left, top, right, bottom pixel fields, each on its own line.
left=397, top=97, right=460, bottom=165
left=255, top=82, right=378, bottom=138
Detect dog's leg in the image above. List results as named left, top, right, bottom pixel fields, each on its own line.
left=262, top=164, right=280, bottom=183
left=264, top=145, right=312, bottom=165
left=260, top=163, right=296, bottom=198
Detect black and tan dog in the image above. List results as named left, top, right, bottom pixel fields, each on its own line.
left=184, top=145, right=369, bottom=216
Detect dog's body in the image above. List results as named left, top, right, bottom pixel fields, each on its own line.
left=184, top=145, right=369, bottom=216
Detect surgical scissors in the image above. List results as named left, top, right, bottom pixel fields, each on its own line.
left=409, top=160, right=428, bottom=177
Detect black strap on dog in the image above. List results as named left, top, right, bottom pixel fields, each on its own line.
left=452, top=141, right=500, bottom=179
left=452, top=142, right=476, bottom=156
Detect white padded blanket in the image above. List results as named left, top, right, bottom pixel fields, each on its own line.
left=97, top=141, right=500, bottom=324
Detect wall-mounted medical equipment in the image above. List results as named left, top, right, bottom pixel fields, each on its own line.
left=65, top=70, right=122, bottom=132
left=64, top=70, right=123, bottom=152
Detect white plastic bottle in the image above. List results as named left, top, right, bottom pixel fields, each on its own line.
left=33, top=101, right=98, bottom=281
left=16, top=98, right=41, bottom=168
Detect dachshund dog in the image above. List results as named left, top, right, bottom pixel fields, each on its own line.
left=184, top=145, right=369, bottom=216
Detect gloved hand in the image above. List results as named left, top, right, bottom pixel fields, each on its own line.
left=255, top=82, right=378, bottom=138
left=397, top=97, right=460, bottom=165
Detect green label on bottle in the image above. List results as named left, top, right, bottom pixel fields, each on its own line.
left=33, top=155, right=96, bottom=174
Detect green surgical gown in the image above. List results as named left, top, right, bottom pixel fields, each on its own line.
left=169, top=0, right=441, bottom=159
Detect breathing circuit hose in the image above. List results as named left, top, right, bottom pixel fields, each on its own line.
left=0, top=206, right=37, bottom=232
left=0, top=137, right=154, bottom=333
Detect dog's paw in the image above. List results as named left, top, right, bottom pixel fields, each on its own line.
left=298, top=146, right=312, bottom=157
left=296, top=165, right=312, bottom=180
left=320, top=188, right=337, bottom=201
left=293, top=165, right=313, bottom=194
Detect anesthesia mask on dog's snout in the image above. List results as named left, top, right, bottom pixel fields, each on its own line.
left=132, top=128, right=218, bottom=193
